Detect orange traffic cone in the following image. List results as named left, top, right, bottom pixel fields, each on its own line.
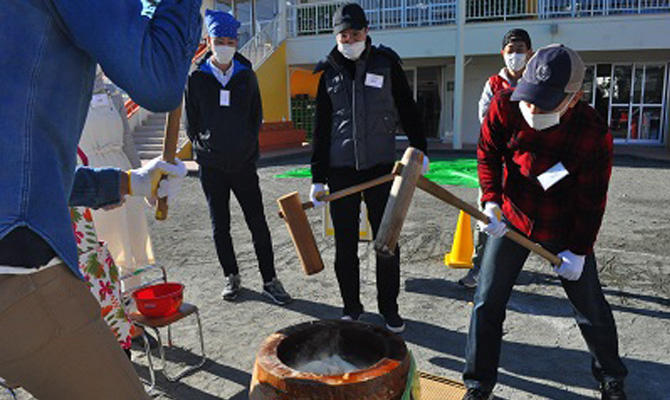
left=444, top=210, right=474, bottom=269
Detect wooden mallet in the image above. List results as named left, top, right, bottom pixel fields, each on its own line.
left=277, top=172, right=399, bottom=275
left=155, top=103, right=182, bottom=221
left=374, top=147, right=425, bottom=256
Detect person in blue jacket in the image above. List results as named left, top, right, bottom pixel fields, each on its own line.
left=185, top=10, right=292, bottom=305
left=0, top=0, right=201, bottom=398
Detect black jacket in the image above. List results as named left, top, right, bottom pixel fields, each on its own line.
left=185, top=53, right=262, bottom=172
left=311, top=38, right=427, bottom=183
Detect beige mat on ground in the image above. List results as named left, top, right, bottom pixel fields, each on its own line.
left=418, top=371, right=467, bottom=400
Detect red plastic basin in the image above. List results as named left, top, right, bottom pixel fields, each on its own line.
left=133, top=282, right=184, bottom=318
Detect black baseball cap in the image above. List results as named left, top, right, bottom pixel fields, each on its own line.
left=502, top=28, right=531, bottom=50
left=511, top=44, right=586, bottom=111
left=333, top=3, right=368, bottom=34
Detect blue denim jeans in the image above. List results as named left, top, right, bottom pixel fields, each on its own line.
left=463, top=230, right=628, bottom=392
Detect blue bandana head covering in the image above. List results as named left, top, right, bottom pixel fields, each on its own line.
left=205, top=10, right=241, bottom=39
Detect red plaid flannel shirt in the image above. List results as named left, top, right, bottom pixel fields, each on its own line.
left=478, top=90, right=613, bottom=255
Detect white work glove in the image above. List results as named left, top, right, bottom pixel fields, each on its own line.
left=553, top=250, right=585, bottom=281
left=149, top=172, right=185, bottom=207
left=477, top=202, right=508, bottom=238
left=310, top=183, right=327, bottom=209
left=422, top=155, right=430, bottom=174
left=128, top=157, right=187, bottom=203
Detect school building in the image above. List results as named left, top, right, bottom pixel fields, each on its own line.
left=130, top=1, right=670, bottom=158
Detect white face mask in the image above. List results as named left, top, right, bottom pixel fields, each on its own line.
left=213, top=44, right=235, bottom=65
left=337, top=40, right=366, bottom=61
left=519, top=94, right=575, bottom=131
left=504, top=52, right=527, bottom=72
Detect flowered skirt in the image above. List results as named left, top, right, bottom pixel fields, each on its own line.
left=71, top=207, right=135, bottom=349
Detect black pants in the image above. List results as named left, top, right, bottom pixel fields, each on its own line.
left=463, top=230, right=628, bottom=392
left=199, top=165, right=275, bottom=283
left=328, top=164, right=400, bottom=318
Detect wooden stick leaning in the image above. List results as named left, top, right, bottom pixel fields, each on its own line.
left=155, top=103, right=182, bottom=221
left=412, top=172, right=562, bottom=266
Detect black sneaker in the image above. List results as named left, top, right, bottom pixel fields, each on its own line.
left=462, top=388, right=493, bottom=400
left=263, top=278, right=292, bottom=305
left=383, top=313, right=405, bottom=333
left=341, top=313, right=360, bottom=321
left=600, top=380, right=627, bottom=400
left=458, top=268, right=479, bottom=288
left=221, top=274, right=241, bottom=301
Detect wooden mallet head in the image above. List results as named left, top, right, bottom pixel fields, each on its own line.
left=277, top=192, right=325, bottom=275
left=374, top=147, right=425, bottom=256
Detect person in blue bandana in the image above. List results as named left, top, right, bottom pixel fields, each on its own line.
left=186, top=10, right=292, bottom=306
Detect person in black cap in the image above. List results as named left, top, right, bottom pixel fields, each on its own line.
left=309, top=3, right=428, bottom=333
left=458, top=28, right=533, bottom=289
left=461, top=44, right=627, bottom=400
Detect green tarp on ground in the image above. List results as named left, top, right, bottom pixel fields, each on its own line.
left=424, top=158, right=479, bottom=188
left=275, top=159, right=479, bottom=188
left=274, top=168, right=313, bottom=178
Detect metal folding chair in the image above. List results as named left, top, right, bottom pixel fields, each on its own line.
left=122, top=265, right=206, bottom=385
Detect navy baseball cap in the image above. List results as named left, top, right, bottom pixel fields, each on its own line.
left=333, top=3, right=368, bottom=34
left=511, top=44, right=585, bottom=111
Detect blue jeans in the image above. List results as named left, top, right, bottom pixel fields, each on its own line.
left=463, top=231, right=628, bottom=392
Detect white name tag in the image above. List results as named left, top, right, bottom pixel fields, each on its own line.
left=91, top=93, right=109, bottom=108
left=220, top=90, right=231, bottom=107
left=537, top=162, right=569, bottom=191
left=365, top=73, right=384, bottom=89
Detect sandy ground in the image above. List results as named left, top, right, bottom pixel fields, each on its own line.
left=5, top=154, right=670, bottom=400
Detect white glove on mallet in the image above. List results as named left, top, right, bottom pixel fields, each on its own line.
left=477, top=202, right=508, bottom=238
left=128, top=157, right=188, bottom=205
left=421, top=155, right=430, bottom=174
left=553, top=250, right=585, bottom=281
left=309, top=183, right=328, bottom=209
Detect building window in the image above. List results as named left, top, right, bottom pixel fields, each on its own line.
left=584, top=63, right=667, bottom=144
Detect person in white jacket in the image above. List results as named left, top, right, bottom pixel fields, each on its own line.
left=79, top=68, right=155, bottom=290
left=459, top=28, right=533, bottom=289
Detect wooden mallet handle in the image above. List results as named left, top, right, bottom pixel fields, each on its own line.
left=277, top=173, right=395, bottom=219
left=155, top=103, right=182, bottom=221
left=412, top=174, right=562, bottom=265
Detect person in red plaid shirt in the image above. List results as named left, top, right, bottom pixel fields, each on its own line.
left=461, top=44, right=628, bottom=400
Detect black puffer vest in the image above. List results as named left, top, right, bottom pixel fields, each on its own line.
left=316, top=42, right=400, bottom=170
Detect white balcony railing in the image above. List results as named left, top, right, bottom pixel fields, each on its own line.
left=239, top=16, right=284, bottom=69
left=287, top=0, right=670, bottom=36
left=540, top=0, right=670, bottom=18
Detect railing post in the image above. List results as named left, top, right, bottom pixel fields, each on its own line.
left=453, top=0, right=465, bottom=149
